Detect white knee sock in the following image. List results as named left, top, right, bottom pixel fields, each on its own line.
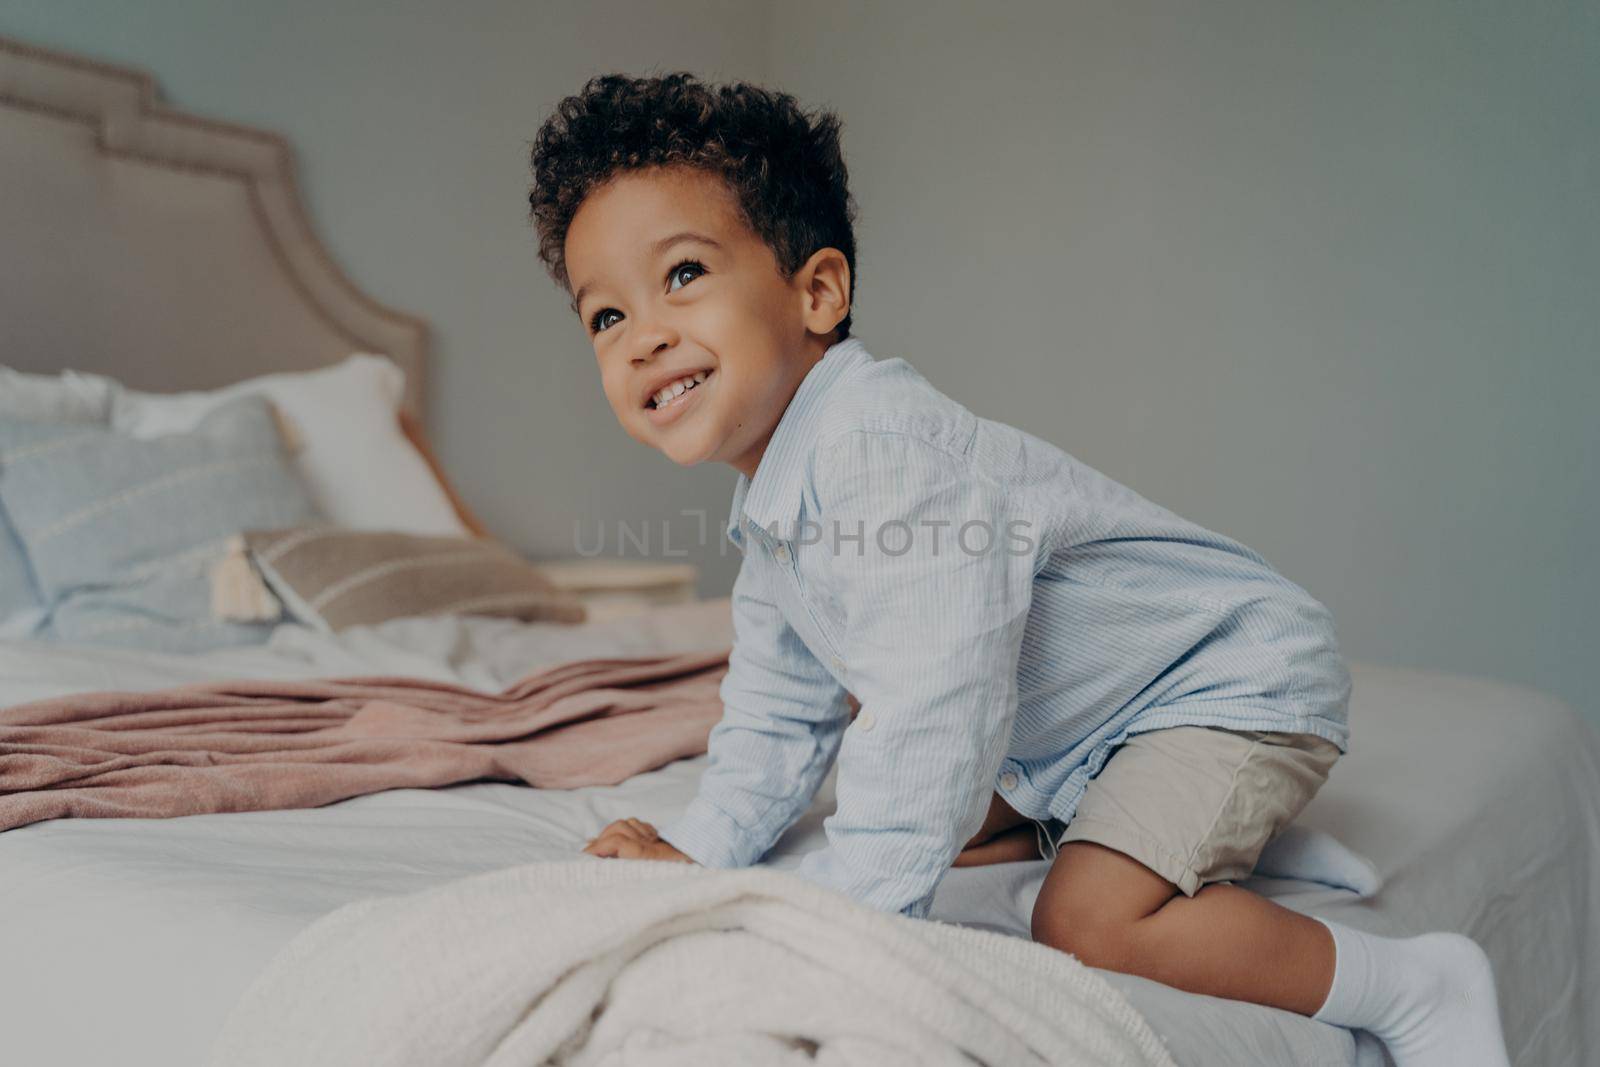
left=1312, top=917, right=1509, bottom=1067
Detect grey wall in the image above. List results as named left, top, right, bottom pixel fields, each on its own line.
left=768, top=1, right=1599, bottom=727
left=4, top=1, right=1596, bottom=725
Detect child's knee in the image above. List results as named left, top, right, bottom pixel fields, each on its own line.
left=1031, top=894, right=1141, bottom=970
left=1029, top=842, right=1179, bottom=968
left=1029, top=867, right=1149, bottom=969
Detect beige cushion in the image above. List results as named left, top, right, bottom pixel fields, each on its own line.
left=244, top=527, right=585, bottom=631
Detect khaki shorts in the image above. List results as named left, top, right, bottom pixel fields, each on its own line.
left=1038, top=726, right=1341, bottom=896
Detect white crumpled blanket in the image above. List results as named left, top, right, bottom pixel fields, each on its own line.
left=208, top=858, right=1179, bottom=1067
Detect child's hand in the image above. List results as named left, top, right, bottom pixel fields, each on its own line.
left=582, top=818, right=696, bottom=863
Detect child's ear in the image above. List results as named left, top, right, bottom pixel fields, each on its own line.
left=797, top=247, right=851, bottom=338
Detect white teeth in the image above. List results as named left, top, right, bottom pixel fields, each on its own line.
left=650, top=371, right=711, bottom=409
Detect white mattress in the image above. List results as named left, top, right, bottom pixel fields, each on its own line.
left=1, top=599, right=1595, bottom=1067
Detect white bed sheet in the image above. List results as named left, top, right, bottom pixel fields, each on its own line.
left=1, top=599, right=1595, bottom=1067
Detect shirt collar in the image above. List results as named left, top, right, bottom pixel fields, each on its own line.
left=725, top=336, right=874, bottom=545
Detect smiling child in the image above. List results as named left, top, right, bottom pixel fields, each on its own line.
left=529, top=72, right=1508, bottom=1067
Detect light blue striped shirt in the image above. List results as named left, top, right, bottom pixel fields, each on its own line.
left=658, top=336, right=1351, bottom=918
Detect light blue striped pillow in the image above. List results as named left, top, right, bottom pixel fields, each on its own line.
left=0, top=367, right=117, bottom=634
left=0, top=395, right=321, bottom=650
left=0, top=505, right=42, bottom=635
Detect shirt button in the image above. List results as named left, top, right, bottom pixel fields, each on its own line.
left=773, top=543, right=790, bottom=563
left=856, top=709, right=876, bottom=732
left=999, top=771, right=1019, bottom=791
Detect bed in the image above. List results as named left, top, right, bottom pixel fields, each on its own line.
left=2, top=33, right=1596, bottom=1067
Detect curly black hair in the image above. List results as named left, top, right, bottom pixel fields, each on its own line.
left=529, top=72, right=859, bottom=341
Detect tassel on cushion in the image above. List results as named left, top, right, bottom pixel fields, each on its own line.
left=210, top=534, right=283, bottom=622
left=266, top=401, right=305, bottom=454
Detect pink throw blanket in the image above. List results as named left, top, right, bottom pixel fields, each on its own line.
left=0, top=648, right=731, bottom=833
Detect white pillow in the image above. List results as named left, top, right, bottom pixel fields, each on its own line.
left=111, top=354, right=468, bottom=537
left=0, top=366, right=118, bottom=422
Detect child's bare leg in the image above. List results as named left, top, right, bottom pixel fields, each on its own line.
left=1031, top=840, right=1332, bottom=1013
left=954, top=795, right=1335, bottom=1011
left=953, top=824, right=1041, bottom=867
left=987, top=727, right=1508, bottom=1066
left=1033, top=841, right=1509, bottom=1067
left=953, top=790, right=1042, bottom=867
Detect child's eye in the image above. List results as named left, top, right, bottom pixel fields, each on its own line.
left=589, top=259, right=708, bottom=336
left=667, top=259, right=706, bottom=292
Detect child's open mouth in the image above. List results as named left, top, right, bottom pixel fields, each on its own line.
left=644, top=369, right=714, bottom=426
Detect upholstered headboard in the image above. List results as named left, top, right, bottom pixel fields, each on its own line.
left=0, top=34, right=429, bottom=418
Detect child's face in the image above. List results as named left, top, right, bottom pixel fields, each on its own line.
left=564, top=165, right=844, bottom=475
